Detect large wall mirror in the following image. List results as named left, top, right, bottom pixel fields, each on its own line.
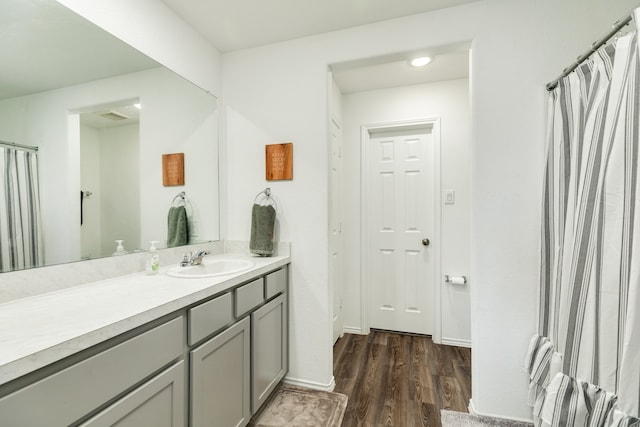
left=0, top=0, right=220, bottom=272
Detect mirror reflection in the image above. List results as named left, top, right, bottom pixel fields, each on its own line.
left=0, top=0, right=220, bottom=272
left=79, top=100, right=142, bottom=259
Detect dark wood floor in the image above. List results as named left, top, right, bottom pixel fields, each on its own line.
left=333, top=330, right=471, bottom=427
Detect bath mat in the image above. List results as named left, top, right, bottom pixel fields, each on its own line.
left=248, top=384, right=348, bottom=427
left=441, top=409, right=533, bottom=427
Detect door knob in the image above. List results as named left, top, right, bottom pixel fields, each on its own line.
left=422, top=238, right=430, bottom=246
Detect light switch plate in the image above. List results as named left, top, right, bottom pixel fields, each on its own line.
left=445, top=190, right=455, bottom=205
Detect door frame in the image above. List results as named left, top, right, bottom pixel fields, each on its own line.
left=360, top=117, right=442, bottom=344
left=330, top=115, right=344, bottom=344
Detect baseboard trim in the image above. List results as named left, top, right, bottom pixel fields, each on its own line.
left=283, top=375, right=336, bottom=392
left=343, top=326, right=365, bottom=335
left=441, top=337, right=472, bottom=348
left=468, top=399, right=534, bottom=424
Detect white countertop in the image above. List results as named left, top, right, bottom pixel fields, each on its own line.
left=0, top=253, right=290, bottom=386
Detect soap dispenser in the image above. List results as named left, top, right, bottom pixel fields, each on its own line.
left=112, top=240, right=128, bottom=256
left=146, top=241, right=160, bottom=275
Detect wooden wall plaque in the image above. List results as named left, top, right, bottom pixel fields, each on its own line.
left=162, top=153, right=184, bottom=186
left=266, top=143, right=293, bottom=181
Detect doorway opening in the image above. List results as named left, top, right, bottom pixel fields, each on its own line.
left=328, top=43, right=472, bottom=351
left=70, top=99, right=141, bottom=260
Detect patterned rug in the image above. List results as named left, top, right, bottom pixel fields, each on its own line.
left=249, top=384, right=348, bottom=427
left=441, top=410, right=534, bottom=427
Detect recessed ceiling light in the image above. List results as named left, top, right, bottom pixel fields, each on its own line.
left=411, top=57, right=432, bottom=67
left=133, top=103, right=141, bottom=109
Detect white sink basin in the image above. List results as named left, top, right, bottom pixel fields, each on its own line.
left=167, top=258, right=255, bottom=278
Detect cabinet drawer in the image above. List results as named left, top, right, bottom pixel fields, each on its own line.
left=265, top=267, right=287, bottom=299
left=0, top=316, right=184, bottom=427
left=235, top=278, right=264, bottom=317
left=189, top=292, right=233, bottom=345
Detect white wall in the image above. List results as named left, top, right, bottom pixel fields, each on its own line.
left=223, top=0, right=640, bottom=419
left=341, top=78, right=471, bottom=345
left=98, top=124, right=141, bottom=256
left=55, top=0, right=222, bottom=96
left=224, top=55, right=335, bottom=390
left=0, top=68, right=218, bottom=265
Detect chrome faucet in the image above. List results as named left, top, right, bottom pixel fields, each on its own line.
left=184, top=249, right=210, bottom=266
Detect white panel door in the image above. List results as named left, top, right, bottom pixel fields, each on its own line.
left=330, top=118, right=344, bottom=343
left=369, top=127, right=435, bottom=335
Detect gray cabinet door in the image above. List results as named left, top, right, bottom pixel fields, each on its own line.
left=80, top=361, right=186, bottom=427
left=191, top=316, right=251, bottom=427
left=251, top=293, right=288, bottom=413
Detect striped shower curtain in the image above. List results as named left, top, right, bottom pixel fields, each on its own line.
left=526, top=15, right=640, bottom=427
left=0, top=146, right=43, bottom=273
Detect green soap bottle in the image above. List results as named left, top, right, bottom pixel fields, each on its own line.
left=146, top=241, right=160, bottom=275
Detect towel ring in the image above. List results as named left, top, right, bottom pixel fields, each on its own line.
left=170, top=191, right=194, bottom=218
left=172, top=191, right=186, bottom=207
left=254, top=187, right=277, bottom=209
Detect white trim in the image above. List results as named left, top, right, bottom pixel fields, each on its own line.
left=433, top=119, right=442, bottom=345
left=360, top=118, right=442, bottom=342
left=441, top=337, right=472, bottom=348
left=360, top=124, right=371, bottom=336
left=284, top=375, right=336, bottom=392
left=342, top=326, right=365, bottom=335
left=328, top=69, right=345, bottom=345
left=468, top=399, right=534, bottom=424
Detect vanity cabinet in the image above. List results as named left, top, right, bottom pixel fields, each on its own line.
left=190, top=266, right=289, bottom=426
left=0, top=316, right=185, bottom=426
left=0, top=263, right=289, bottom=427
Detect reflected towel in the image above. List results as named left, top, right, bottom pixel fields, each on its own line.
left=167, top=206, right=189, bottom=248
left=250, top=204, right=276, bottom=256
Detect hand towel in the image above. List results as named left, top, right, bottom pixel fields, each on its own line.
left=250, top=203, right=276, bottom=256
left=167, top=206, right=189, bottom=247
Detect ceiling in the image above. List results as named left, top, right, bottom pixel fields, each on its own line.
left=332, top=47, right=469, bottom=94
left=1, top=0, right=473, bottom=100
left=161, top=0, right=479, bottom=53
left=162, top=0, right=474, bottom=93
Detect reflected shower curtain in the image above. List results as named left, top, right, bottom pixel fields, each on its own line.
left=0, top=147, right=43, bottom=272
left=528, top=19, right=640, bottom=426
